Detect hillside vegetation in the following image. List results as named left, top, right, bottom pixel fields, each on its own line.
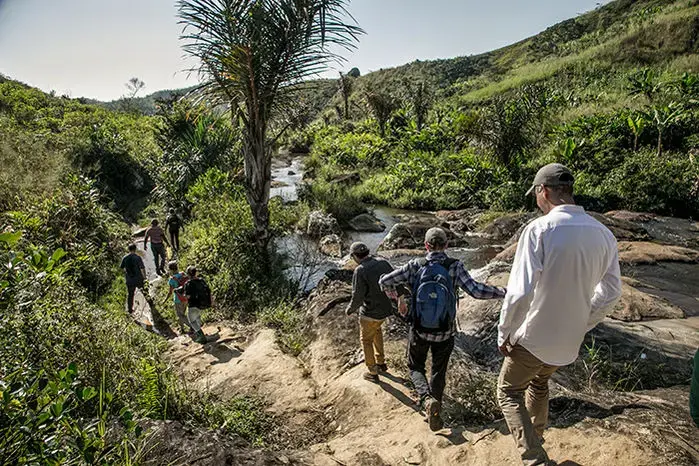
left=296, top=0, right=699, bottom=220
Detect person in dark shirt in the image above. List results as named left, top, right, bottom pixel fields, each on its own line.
left=180, top=266, right=212, bottom=344
left=165, top=208, right=184, bottom=253
left=345, top=242, right=395, bottom=383
left=120, top=243, right=146, bottom=314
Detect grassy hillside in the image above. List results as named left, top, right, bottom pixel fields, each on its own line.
left=297, top=0, right=699, bottom=219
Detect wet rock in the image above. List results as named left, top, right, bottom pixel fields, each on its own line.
left=348, top=213, right=386, bottom=232
left=617, top=241, right=699, bottom=265
left=287, top=170, right=296, bottom=175
left=271, top=180, right=289, bottom=188
left=492, top=243, right=518, bottom=263
left=606, top=211, right=699, bottom=249
left=307, top=210, right=341, bottom=238
left=319, top=234, right=343, bottom=258
left=588, top=212, right=650, bottom=242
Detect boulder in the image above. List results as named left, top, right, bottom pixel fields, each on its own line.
left=587, top=212, right=650, bottom=242
left=307, top=211, right=341, bottom=238
left=610, top=278, right=685, bottom=321
left=605, top=210, right=656, bottom=223
left=271, top=180, right=289, bottom=188
left=617, top=241, right=699, bottom=265
left=319, top=234, right=343, bottom=258
left=132, top=227, right=148, bottom=238
left=379, top=222, right=464, bottom=251
left=329, top=172, right=361, bottom=185
left=606, top=211, right=699, bottom=249
left=492, top=243, right=518, bottom=263
left=348, top=213, right=386, bottom=232
left=287, top=170, right=296, bottom=176
left=477, top=212, right=538, bottom=243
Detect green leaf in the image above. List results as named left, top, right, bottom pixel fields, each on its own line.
left=50, top=248, right=67, bottom=263
left=80, top=387, right=97, bottom=401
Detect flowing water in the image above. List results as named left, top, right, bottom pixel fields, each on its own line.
left=272, top=156, right=501, bottom=290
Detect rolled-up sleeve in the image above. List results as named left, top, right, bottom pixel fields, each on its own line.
left=498, top=224, right=544, bottom=346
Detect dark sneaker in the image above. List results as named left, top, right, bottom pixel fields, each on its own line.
left=363, top=372, right=379, bottom=383
left=377, top=364, right=388, bottom=373
left=424, top=397, right=443, bottom=431
left=194, top=331, right=207, bottom=344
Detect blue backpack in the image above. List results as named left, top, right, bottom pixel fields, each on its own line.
left=411, top=258, right=457, bottom=332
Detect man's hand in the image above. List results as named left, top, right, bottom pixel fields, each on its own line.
left=499, top=338, right=512, bottom=357
left=397, top=296, right=408, bottom=317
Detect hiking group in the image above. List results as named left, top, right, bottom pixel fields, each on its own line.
left=120, top=210, right=213, bottom=344
left=346, top=163, right=625, bottom=466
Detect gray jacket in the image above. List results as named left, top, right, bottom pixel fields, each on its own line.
left=346, top=256, right=395, bottom=320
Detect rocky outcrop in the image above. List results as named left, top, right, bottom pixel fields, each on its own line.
left=617, top=241, right=699, bottom=265
left=477, top=212, right=538, bottom=243
left=319, top=234, right=343, bottom=257
left=611, top=278, right=685, bottom=321
left=347, top=213, right=386, bottom=232
left=606, top=210, right=699, bottom=249
left=378, top=221, right=464, bottom=250
left=306, top=210, right=341, bottom=238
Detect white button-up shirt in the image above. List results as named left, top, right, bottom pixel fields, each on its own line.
left=498, top=205, right=622, bottom=366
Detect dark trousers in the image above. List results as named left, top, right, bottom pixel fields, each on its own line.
left=408, top=329, right=455, bottom=403
left=169, top=229, right=180, bottom=251
left=126, top=280, right=143, bottom=313
left=151, top=243, right=166, bottom=273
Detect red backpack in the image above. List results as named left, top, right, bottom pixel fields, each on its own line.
left=173, top=273, right=189, bottom=302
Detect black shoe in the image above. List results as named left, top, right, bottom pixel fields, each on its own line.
left=377, top=364, right=388, bottom=373
left=424, top=397, right=443, bottom=431
left=363, top=372, right=379, bottom=383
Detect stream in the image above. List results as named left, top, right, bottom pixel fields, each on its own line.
left=271, top=157, right=501, bottom=291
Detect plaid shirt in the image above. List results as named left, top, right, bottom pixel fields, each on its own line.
left=379, top=252, right=506, bottom=342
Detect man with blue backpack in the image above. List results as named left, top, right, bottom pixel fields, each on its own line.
left=379, top=227, right=506, bottom=431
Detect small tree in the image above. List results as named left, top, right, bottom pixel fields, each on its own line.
left=125, top=77, right=146, bottom=98
left=643, top=104, right=685, bottom=156
left=627, top=115, right=646, bottom=152
left=365, top=89, right=398, bottom=137
left=402, top=79, right=433, bottom=131
left=178, top=0, right=363, bottom=248
left=338, top=72, right=354, bottom=120
left=628, top=68, right=662, bottom=101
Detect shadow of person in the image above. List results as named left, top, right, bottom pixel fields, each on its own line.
left=555, top=461, right=583, bottom=466
left=377, top=380, right=420, bottom=413
left=204, top=337, right=244, bottom=366
left=435, top=426, right=469, bottom=445
left=148, top=301, right=178, bottom=339
left=378, top=371, right=411, bottom=387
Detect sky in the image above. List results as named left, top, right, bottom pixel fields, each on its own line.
left=0, top=0, right=610, bottom=101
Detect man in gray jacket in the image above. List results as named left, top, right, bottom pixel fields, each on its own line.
left=345, top=242, right=395, bottom=382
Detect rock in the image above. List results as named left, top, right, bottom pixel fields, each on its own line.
left=588, top=212, right=650, bottom=242
left=132, top=227, right=148, bottom=238
left=610, top=278, right=685, bottom=321
left=287, top=170, right=296, bottom=175
left=605, top=210, right=656, bottom=223
left=492, top=243, right=518, bottom=263
left=271, top=180, right=289, bottom=188
left=324, top=268, right=354, bottom=284
left=379, top=222, right=464, bottom=251
left=617, top=241, right=699, bottom=265
left=477, top=212, right=538, bottom=243
left=329, top=172, right=361, bottom=185
left=348, top=213, right=386, bottom=232
left=307, top=210, right=341, bottom=238
left=319, top=234, right=343, bottom=257
left=606, top=211, right=699, bottom=249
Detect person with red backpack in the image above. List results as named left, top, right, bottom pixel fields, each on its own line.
left=165, top=261, right=192, bottom=335
left=379, top=227, right=506, bottom=431
left=178, top=265, right=212, bottom=344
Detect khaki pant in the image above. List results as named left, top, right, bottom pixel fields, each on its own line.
left=359, top=317, right=385, bottom=374
left=174, top=301, right=191, bottom=332
left=497, top=345, right=560, bottom=466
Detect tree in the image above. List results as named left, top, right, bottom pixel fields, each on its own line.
left=365, top=89, right=398, bottom=137
left=338, top=72, right=354, bottom=119
left=125, top=77, right=146, bottom=98
left=627, top=115, right=646, bottom=152
left=402, top=79, right=433, bottom=131
left=628, top=68, right=661, bottom=101
left=178, top=0, right=362, bottom=248
left=643, top=103, right=686, bottom=156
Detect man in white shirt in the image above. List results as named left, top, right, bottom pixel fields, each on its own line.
left=497, top=163, right=622, bottom=465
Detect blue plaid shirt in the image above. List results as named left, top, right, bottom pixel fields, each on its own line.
left=379, top=252, right=506, bottom=342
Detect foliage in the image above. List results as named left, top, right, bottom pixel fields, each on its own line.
left=178, top=0, right=363, bottom=247
left=258, top=301, right=309, bottom=356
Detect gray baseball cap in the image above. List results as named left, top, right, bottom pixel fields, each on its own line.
left=526, top=163, right=575, bottom=196
left=349, top=242, right=369, bottom=256
left=425, top=227, right=448, bottom=246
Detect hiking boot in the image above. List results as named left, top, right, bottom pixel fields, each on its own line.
left=424, top=397, right=443, bottom=431
left=377, top=363, right=389, bottom=373
left=363, top=372, right=379, bottom=383
left=193, top=330, right=207, bottom=344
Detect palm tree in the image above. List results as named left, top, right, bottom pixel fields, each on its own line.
left=365, top=89, right=398, bottom=137
left=178, top=0, right=362, bottom=248
left=338, top=72, right=354, bottom=119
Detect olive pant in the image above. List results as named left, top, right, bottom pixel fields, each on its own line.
left=359, top=317, right=385, bottom=374
left=497, top=345, right=560, bottom=466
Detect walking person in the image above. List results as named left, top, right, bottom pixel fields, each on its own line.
left=165, top=261, right=192, bottom=335
left=178, top=266, right=212, bottom=344
left=165, top=208, right=184, bottom=253
left=379, top=227, right=506, bottom=431
left=344, top=242, right=395, bottom=383
left=143, top=219, right=169, bottom=276
left=497, top=163, right=622, bottom=465
left=120, top=243, right=146, bottom=314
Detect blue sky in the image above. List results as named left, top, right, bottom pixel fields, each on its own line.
left=0, top=0, right=609, bottom=101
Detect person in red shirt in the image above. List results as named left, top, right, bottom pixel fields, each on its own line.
left=143, top=219, right=170, bottom=276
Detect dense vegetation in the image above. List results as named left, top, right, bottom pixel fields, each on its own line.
left=298, top=0, right=699, bottom=220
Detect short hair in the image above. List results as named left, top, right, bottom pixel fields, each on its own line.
left=151, top=218, right=159, bottom=226
left=186, top=265, right=197, bottom=277
left=128, top=243, right=137, bottom=252
left=353, top=249, right=370, bottom=260
left=168, top=261, right=178, bottom=271
left=547, top=184, right=574, bottom=196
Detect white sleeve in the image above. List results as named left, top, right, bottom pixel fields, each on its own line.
left=587, top=243, right=622, bottom=331
left=498, top=224, right=544, bottom=346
